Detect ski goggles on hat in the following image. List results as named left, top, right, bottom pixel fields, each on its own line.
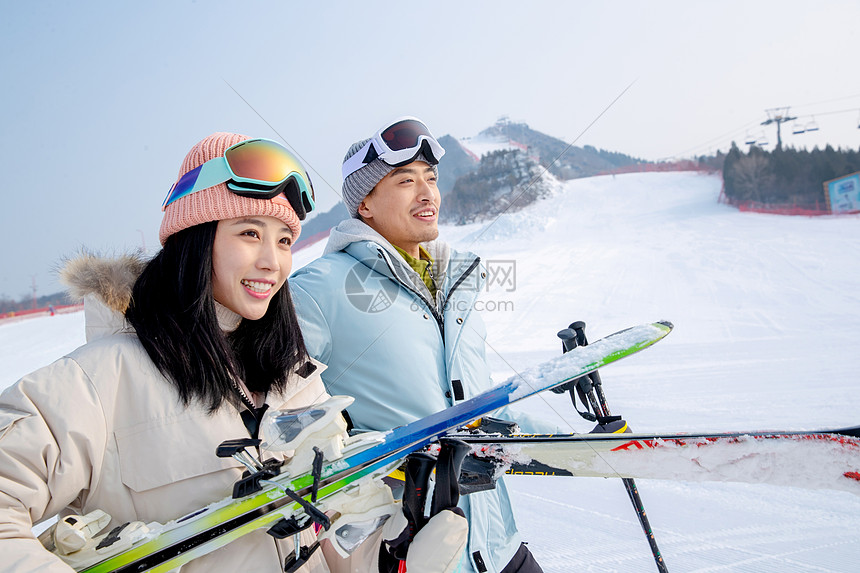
left=162, top=138, right=316, bottom=220
left=341, top=117, right=446, bottom=180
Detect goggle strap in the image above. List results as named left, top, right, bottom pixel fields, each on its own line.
left=193, top=158, right=233, bottom=195
left=162, top=159, right=232, bottom=209
left=341, top=140, right=376, bottom=180
left=363, top=144, right=379, bottom=164
left=163, top=167, right=198, bottom=209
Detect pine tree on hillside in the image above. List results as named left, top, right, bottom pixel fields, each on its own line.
left=723, top=143, right=858, bottom=208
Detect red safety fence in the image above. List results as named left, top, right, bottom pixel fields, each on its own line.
left=599, top=161, right=719, bottom=176
left=718, top=186, right=858, bottom=217
left=0, top=303, right=84, bottom=325
left=727, top=200, right=838, bottom=216
left=293, top=229, right=331, bottom=252
left=600, top=165, right=856, bottom=217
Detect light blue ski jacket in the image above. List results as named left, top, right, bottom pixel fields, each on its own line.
left=290, top=220, right=553, bottom=573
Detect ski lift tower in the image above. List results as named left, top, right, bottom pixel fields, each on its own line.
left=761, top=107, right=797, bottom=149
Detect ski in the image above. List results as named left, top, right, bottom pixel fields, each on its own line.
left=69, top=321, right=673, bottom=572
left=452, top=426, right=860, bottom=494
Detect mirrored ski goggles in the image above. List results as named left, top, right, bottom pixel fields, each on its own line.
left=162, top=138, right=316, bottom=220
left=341, top=117, right=446, bottom=180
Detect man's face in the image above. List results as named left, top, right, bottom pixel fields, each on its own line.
left=358, top=160, right=441, bottom=257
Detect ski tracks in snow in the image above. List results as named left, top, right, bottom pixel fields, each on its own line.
left=507, top=477, right=860, bottom=572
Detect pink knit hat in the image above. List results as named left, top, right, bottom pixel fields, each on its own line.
left=159, top=132, right=303, bottom=245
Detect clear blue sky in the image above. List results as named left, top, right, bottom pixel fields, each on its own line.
left=1, top=1, right=858, bottom=299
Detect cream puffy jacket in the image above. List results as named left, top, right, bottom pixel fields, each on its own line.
left=0, top=255, right=332, bottom=572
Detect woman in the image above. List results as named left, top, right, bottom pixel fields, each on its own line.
left=0, top=133, right=464, bottom=572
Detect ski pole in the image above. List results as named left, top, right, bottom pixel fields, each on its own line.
left=559, top=321, right=669, bottom=573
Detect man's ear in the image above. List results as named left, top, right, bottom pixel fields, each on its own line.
left=357, top=197, right=372, bottom=220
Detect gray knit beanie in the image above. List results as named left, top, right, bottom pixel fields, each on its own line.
left=341, top=139, right=439, bottom=218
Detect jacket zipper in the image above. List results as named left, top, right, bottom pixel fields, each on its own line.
left=448, top=257, right=481, bottom=299
left=231, top=379, right=269, bottom=444
left=231, top=379, right=257, bottom=412
left=437, top=256, right=480, bottom=342
left=378, top=249, right=481, bottom=339
left=378, top=248, right=443, bottom=328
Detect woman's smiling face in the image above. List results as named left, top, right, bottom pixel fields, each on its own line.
left=211, top=215, right=293, bottom=320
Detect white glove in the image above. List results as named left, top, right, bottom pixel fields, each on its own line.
left=37, top=510, right=157, bottom=570
left=39, top=510, right=112, bottom=555
left=403, top=508, right=468, bottom=573
left=380, top=503, right=468, bottom=573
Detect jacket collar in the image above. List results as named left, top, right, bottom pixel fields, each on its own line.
left=59, top=252, right=148, bottom=342
left=324, top=218, right=479, bottom=289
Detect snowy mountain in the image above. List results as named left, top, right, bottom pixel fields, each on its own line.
left=459, top=118, right=644, bottom=180
left=437, top=133, right=481, bottom=195
left=4, top=171, right=860, bottom=571
left=441, top=148, right=561, bottom=224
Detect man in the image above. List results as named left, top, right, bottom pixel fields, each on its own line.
left=291, top=117, right=548, bottom=573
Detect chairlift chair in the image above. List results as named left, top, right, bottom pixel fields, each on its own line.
left=792, top=122, right=805, bottom=135
left=805, top=117, right=820, bottom=132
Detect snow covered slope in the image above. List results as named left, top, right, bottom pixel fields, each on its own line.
left=4, top=171, right=860, bottom=571
left=457, top=132, right=522, bottom=160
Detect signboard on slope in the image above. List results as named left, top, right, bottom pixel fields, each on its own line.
left=823, top=172, right=860, bottom=214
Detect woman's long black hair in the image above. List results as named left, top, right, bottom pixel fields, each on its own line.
left=125, top=221, right=308, bottom=412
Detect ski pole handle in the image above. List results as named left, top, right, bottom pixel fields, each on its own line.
left=569, top=321, right=588, bottom=347
left=569, top=321, right=611, bottom=416
left=557, top=327, right=578, bottom=353
left=557, top=320, right=586, bottom=353
left=402, top=453, right=436, bottom=539
left=553, top=324, right=584, bottom=395
left=430, top=438, right=470, bottom=516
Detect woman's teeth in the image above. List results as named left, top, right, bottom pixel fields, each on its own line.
left=241, top=280, right=271, bottom=294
